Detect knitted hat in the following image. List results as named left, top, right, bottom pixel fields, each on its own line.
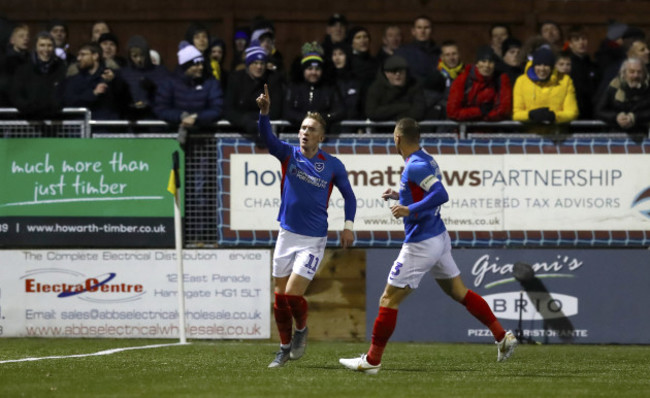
left=383, top=55, right=408, bottom=71
left=346, top=26, right=369, bottom=45
left=47, top=19, right=68, bottom=33
left=607, top=21, right=628, bottom=41
left=245, top=45, right=267, bottom=66
left=532, top=47, right=556, bottom=66
left=328, top=13, right=348, bottom=27
left=98, top=32, right=119, bottom=47
left=177, top=41, right=204, bottom=68
left=251, top=28, right=273, bottom=43
left=475, top=45, right=497, bottom=62
left=234, top=29, right=249, bottom=41
left=301, top=52, right=323, bottom=69
left=622, top=26, right=646, bottom=40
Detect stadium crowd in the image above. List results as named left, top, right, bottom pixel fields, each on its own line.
left=1, top=14, right=649, bottom=140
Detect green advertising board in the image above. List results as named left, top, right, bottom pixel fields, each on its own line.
left=0, top=139, right=184, bottom=248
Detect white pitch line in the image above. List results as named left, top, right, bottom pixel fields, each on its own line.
left=0, top=342, right=190, bottom=364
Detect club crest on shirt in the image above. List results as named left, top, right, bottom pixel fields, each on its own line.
left=314, top=162, right=325, bottom=172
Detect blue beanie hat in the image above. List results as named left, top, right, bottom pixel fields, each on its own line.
left=532, top=47, right=555, bottom=67
left=245, top=45, right=267, bottom=66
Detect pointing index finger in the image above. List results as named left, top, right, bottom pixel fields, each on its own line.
left=264, top=84, right=269, bottom=99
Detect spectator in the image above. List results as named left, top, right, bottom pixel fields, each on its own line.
left=62, top=42, right=129, bottom=120
left=512, top=47, right=579, bottom=132
left=496, top=37, right=524, bottom=86
left=347, top=26, right=379, bottom=111
left=283, top=43, right=345, bottom=133
left=567, top=25, right=599, bottom=119
left=120, top=35, right=170, bottom=120
left=231, top=28, right=249, bottom=72
left=251, top=27, right=284, bottom=75
left=208, top=38, right=228, bottom=90
left=149, top=49, right=161, bottom=66
left=98, top=32, right=126, bottom=68
left=539, top=20, right=563, bottom=50
left=347, top=26, right=378, bottom=79
left=489, top=23, right=511, bottom=58
left=0, top=23, right=29, bottom=105
left=328, top=42, right=362, bottom=120
left=154, top=42, right=223, bottom=128
left=595, top=58, right=650, bottom=134
left=595, top=20, right=628, bottom=82
left=422, top=40, right=464, bottom=119
left=5, top=23, right=30, bottom=74
left=518, top=35, right=548, bottom=65
left=376, top=24, right=403, bottom=66
left=224, top=44, right=283, bottom=144
left=10, top=31, right=66, bottom=119
left=321, top=13, right=348, bottom=61
left=395, top=16, right=440, bottom=81
left=90, top=21, right=110, bottom=42
left=597, top=33, right=649, bottom=101
left=47, top=19, right=72, bottom=64
left=184, top=22, right=213, bottom=79
left=365, top=55, right=426, bottom=122
left=447, top=46, right=512, bottom=122
left=555, top=51, right=572, bottom=76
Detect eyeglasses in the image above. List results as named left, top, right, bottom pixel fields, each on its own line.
left=385, top=69, right=405, bottom=74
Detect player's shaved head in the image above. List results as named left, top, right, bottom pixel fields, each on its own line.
left=395, top=118, right=420, bottom=144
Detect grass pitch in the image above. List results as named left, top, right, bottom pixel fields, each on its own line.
left=1, top=339, right=649, bottom=398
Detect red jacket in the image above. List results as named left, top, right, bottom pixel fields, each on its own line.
left=446, top=64, right=512, bottom=121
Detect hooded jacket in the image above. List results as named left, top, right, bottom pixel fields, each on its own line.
left=121, top=35, right=170, bottom=110
left=447, top=64, right=512, bottom=121
left=282, top=79, right=346, bottom=130
left=154, top=69, right=223, bottom=126
left=364, top=68, right=426, bottom=121
left=512, top=61, right=579, bottom=123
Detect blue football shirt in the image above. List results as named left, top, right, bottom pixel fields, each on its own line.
left=258, top=115, right=356, bottom=237
left=399, top=149, right=448, bottom=242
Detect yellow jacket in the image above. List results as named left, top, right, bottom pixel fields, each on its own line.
left=512, top=61, right=579, bottom=123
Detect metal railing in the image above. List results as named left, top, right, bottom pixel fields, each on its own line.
left=2, top=108, right=649, bottom=247
left=2, top=108, right=648, bottom=140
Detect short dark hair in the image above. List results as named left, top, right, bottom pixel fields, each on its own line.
left=413, top=15, right=432, bottom=26
left=489, top=23, right=511, bottom=38
left=568, top=25, right=587, bottom=41
left=35, top=31, right=55, bottom=46
left=79, top=42, right=101, bottom=55
left=440, top=40, right=458, bottom=49
left=395, top=118, right=420, bottom=143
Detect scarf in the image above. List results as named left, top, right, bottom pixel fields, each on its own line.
left=210, top=59, right=222, bottom=81
left=438, top=59, right=464, bottom=80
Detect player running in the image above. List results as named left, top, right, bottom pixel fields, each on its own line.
left=256, top=84, right=357, bottom=368
left=339, top=118, right=516, bottom=374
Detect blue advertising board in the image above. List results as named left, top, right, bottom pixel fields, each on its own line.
left=366, top=248, right=650, bottom=344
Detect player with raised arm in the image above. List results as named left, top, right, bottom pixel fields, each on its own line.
left=339, top=118, right=516, bottom=374
left=256, top=84, right=357, bottom=368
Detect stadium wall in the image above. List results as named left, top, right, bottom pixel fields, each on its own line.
left=3, top=0, right=650, bottom=80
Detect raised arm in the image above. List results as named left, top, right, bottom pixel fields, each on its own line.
left=256, top=84, right=284, bottom=155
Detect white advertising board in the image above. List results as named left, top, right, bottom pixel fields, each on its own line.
left=0, top=249, right=270, bottom=339
left=230, top=154, right=650, bottom=231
